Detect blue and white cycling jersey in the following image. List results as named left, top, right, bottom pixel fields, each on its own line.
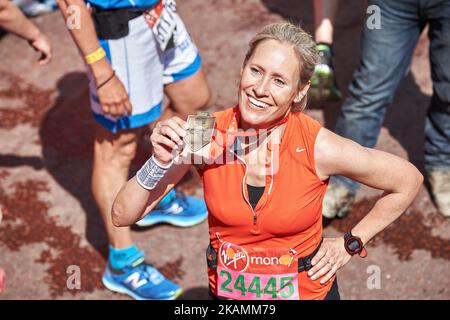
left=86, top=0, right=159, bottom=10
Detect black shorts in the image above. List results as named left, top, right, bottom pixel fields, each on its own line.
left=323, top=279, right=340, bottom=300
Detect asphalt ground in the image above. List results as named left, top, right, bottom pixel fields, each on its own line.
left=0, top=0, right=449, bottom=299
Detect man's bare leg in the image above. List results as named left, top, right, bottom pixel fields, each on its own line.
left=164, top=67, right=211, bottom=119
left=91, top=124, right=141, bottom=249
left=311, top=0, right=342, bottom=101
left=314, top=0, right=339, bottom=44
left=95, top=122, right=183, bottom=300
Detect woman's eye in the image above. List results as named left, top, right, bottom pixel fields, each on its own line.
left=250, top=67, right=261, bottom=75
left=274, top=78, right=285, bottom=86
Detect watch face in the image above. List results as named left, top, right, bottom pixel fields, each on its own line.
left=347, top=238, right=361, bottom=252
left=345, top=237, right=362, bottom=255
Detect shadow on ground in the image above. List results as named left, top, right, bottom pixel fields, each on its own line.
left=180, top=286, right=209, bottom=300
left=39, top=72, right=108, bottom=257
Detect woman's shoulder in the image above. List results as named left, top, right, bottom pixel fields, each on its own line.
left=291, top=111, right=323, bottom=135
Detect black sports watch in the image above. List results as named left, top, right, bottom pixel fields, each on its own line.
left=344, top=231, right=367, bottom=258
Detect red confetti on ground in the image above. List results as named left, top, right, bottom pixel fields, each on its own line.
left=0, top=173, right=105, bottom=297
left=0, top=71, right=188, bottom=298
left=157, top=257, right=186, bottom=281
left=330, top=197, right=450, bottom=261
left=0, top=71, right=54, bottom=129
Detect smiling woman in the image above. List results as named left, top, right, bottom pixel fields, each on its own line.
left=241, top=23, right=318, bottom=118
left=239, top=39, right=303, bottom=130
left=111, top=22, right=423, bottom=300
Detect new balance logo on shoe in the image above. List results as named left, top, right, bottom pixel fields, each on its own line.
left=125, top=272, right=148, bottom=289
left=166, top=203, right=184, bottom=215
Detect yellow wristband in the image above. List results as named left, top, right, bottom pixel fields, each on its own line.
left=85, top=47, right=106, bottom=65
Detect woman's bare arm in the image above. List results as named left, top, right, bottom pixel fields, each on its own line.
left=307, top=127, right=423, bottom=284
left=112, top=163, right=191, bottom=227
left=112, top=117, right=193, bottom=227
left=315, top=127, right=423, bottom=245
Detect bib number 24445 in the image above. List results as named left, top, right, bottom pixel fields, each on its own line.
left=217, top=267, right=299, bottom=300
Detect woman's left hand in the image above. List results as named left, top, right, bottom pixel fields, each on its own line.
left=307, top=237, right=352, bottom=285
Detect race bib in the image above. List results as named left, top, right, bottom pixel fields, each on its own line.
left=216, top=242, right=299, bottom=300
left=144, top=0, right=177, bottom=51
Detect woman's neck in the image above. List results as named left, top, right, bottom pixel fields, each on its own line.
left=239, top=111, right=290, bottom=132
left=238, top=122, right=287, bottom=157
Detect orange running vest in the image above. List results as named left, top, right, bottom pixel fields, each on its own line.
left=199, top=106, right=334, bottom=300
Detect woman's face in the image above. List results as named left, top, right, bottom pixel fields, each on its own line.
left=238, top=39, right=303, bottom=130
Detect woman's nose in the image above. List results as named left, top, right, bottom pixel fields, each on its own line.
left=254, top=77, right=270, bottom=97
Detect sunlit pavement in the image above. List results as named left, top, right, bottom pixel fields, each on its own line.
left=0, top=0, right=449, bottom=300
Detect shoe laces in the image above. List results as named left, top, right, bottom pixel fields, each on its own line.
left=134, top=262, right=164, bottom=286
left=175, top=191, right=190, bottom=207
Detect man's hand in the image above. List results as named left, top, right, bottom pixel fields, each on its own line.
left=28, top=32, right=52, bottom=65
left=96, top=73, right=132, bottom=117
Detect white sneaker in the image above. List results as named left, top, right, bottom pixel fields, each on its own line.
left=322, top=182, right=355, bottom=219
left=428, top=170, right=450, bottom=217
left=13, top=0, right=56, bottom=17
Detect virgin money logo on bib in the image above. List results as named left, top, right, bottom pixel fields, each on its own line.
left=218, top=242, right=249, bottom=272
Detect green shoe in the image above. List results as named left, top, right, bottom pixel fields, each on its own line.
left=310, top=43, right=343, bottom=102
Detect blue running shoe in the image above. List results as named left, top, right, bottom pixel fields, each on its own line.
left=136, top=189, right=208, bottom=228
left=102, top=250, right=183, bottom=300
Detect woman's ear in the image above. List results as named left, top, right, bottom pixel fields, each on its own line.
left=240, top=64, right=244, bottom=77
left=294, top=93, right=303, bottom=103
left=294, top=81, right=311, bottom=103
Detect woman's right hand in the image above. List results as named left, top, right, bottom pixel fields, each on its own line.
left=150, top=117, right=189, bottom=166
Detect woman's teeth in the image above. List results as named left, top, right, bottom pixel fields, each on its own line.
left=248, top=96, right=269, bottom=109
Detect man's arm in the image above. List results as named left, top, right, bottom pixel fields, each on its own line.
left=56, top=0, right=112, bottom=84
left=0, top=0, right=52, bottom=64
left=56, top=0, right=131, bottom=116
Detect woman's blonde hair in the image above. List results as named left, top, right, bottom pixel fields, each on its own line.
left=243, top=22, right=319, bottom=112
